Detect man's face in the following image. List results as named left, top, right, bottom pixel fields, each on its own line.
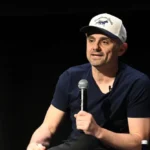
left=86, top=33, right=121, bottom=68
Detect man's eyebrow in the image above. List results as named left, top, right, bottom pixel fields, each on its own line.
left=86, top=35, right=94, bottom=38
left=99, top=37, right=110, bottom=40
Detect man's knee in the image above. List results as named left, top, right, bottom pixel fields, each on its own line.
left=47, top=143, right=70, bottom=150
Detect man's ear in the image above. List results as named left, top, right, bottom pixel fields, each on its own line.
left=118, top=42, right=128, bottom=56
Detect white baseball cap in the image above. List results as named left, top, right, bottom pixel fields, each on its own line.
left=80, top=13, right=127, bottom=43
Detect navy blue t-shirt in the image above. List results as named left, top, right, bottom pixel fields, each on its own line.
left=51, top=62, right=150, bottom=139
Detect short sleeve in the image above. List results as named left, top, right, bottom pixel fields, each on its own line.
left=127, top=75, right=150, bottom=117
left=51, top=70, right=70, bottom=112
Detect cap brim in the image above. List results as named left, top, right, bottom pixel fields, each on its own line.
left=80, top=26, right=120, bottom=41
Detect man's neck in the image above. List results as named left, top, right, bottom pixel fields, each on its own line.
left=91, top=63, right=118, bottom=84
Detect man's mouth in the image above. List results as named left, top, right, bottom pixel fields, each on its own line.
left=91, top=54, right=103, bottom=56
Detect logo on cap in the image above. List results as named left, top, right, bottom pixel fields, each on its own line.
left=94, top=17, right=113, bottom=26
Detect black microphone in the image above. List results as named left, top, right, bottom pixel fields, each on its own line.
left=109, top=85, right=112, bottom=91
left=78, top=79, right=88, bottom=111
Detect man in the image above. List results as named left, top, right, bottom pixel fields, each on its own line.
left=26, top=13, right=150, bottom=150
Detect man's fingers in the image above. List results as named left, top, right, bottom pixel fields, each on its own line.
left=78, top=111, right=87, bottom=115
left=36, top=143, right=46, bottom=150
left=27, top=143, right=46, bottom=150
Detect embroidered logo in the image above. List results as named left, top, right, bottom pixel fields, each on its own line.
left=94, top=17, right=113, bottom=26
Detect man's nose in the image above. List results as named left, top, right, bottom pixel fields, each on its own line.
left=93, top=42, right=101, bottom=51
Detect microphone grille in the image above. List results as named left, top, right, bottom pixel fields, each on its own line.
left=78, top=79, right=88, bottom=89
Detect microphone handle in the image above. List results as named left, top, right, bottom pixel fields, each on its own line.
left=81, top=88, right=87, bottom=111
left=78, top=88, right=87, bottom=133
left=81, top=88, right=84, bottom=111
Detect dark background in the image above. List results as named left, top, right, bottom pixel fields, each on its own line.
left=1, top=4, right=150, bottom=150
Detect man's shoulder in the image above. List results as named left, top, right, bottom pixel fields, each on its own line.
left=121, top=62, right=150, bottom=82
left=67, top=63, right=91, bottom=73
left=59, top=63, right=91, bottom=79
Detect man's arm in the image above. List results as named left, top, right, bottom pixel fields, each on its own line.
left=27, top=104, right=65, bottom=149
left=96, top=117, right=150, bottom=150
left=75, top=111, right=150, bottom=150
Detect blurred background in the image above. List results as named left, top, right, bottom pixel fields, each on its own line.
left=0, top=4, right=150, bottom=150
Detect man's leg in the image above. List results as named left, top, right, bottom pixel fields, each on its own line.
left=47, top=140, right=77, bottom=150
left=48, top=134, right=108, bottom=150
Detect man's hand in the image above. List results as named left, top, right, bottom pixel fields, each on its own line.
left=74, top=111, right=101, bottom=136
left=26, top=143, right=46, bottom=150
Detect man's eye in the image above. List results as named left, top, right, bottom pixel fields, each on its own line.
left=89, top=39, right=94, bottom=42
left=102, top=40, right=109, bottom=44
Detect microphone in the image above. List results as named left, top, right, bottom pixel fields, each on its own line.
left=109, top=85, right=112, bottom=91
left=78, top=79, right=88, bottom=111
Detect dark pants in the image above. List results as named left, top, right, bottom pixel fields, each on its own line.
left=48, top=134, right=110, bottom=150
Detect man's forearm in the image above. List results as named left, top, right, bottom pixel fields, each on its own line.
left=95, top=127, right=142, bottom=150
left=29, top=123, right=52, bottom=147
